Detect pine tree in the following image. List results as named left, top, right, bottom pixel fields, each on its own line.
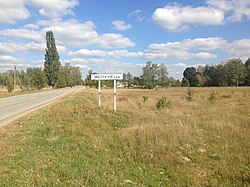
left=44, top=30, right=61, bottom=87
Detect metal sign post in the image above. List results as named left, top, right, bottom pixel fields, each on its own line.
left=114, top=80, right=116, bottom=111
left=98, top=80, right=101, bottom=107
left=91, top=73, right=122, bottom=111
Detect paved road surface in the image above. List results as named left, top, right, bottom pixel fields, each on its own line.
left=0, top=86, right=84, bottom=127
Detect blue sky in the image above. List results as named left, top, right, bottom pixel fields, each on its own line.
left=0, top=0, right=250, bottom=80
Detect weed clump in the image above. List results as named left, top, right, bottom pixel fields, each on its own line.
left=143, top=96, right=148, bottom=103
left=208, top=91, right=217, bottom=103
left=186, top=89, right=194, bottom=101
left=156, top=96, right=170, bottom=109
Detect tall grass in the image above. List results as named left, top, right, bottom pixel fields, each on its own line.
left=0, top=86, right=51, bottom=98
left=0, top=87, right=249, bottom=186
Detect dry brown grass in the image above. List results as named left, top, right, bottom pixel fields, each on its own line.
left=99, top=87, right=250, bottom=185
left=0, top=86, right=51, bottom=98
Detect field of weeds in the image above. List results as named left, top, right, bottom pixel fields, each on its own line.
left=0, top=87, right=249, bottom=186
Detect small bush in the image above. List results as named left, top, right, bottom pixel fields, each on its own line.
left=156, top=96, right=170, bottom=109
left=208, top=91, right=217, bottom=103
left=143, top=96, right=148, bottom=103
left=186, top=89, right=194, bottom=101
left=6, top=78, right=14, bottom=93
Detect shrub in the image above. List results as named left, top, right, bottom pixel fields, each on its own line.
left=208, top=91, right=217, bottom=103
left=156, top=96, right=170, bottom=109
left=143, top=96, right=148, bottom=103
left=186, top=89, right=194, bottom=101
left=6, top=77, right=14, bottom=93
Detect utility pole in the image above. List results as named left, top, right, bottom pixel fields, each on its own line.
left=13, top=65, right=17, bottom=87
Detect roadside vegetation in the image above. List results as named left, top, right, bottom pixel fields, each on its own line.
left=0, top=87, right=52, bottom=99
left=0, top=87, right=249, bottom=186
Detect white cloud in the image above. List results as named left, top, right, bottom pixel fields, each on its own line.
left=0, top=43, right=15, bottom=54
left=0, top=0, right=80, bottom=24
left=153, top=1, right=250, bottom=32
left=0, top=1, right=30, bottom=24
left=69, top=49, right=142, bottom=58
left=0, top=29, right=43, bottom=43
left=0, top=55, right=21, bottom=63
left=224, top=39, right=250, bottom=58
left=0, top=41, right=66, bottom=56
left=206, top=0, right=250, bottom=22
left=0, top=19, right=135, bottom=49
left=146, top=38, right=223, bottom=60
left=24, top=24, right=40, bottom=30
left=64, top=58, right=144, bottom=76
left=69, top=38, right=220, bottom=61
left=148, top=37, right=225, bottom=52
left=112, top=20, right=132, bottom=31
left=152, top=4, right=224, bottom=31
left=97, top=33, right=135, bottom=49
left=28, top=0, right=79, bottom=18
left=42, top=19, right=135, bottom=48
left=0, top=55, right=30, bottom=72
left=128, top=9, right=145, bottom=21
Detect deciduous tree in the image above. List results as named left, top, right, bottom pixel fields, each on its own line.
left=141, top=61, right=158, bottom=89
left=183, top=67, right=196, bottom=87
left=157, top=64, right=169, bottom=88
left=224, top=58, right=246, bottom=86
left=245, top=58, right=250, bottom=86
left=44, top=30, right=61, bottom=87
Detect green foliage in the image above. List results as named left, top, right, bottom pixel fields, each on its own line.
left=141, top=61, right=158, bottom=89
left=104, top=80, right=113, bottom=88
left=208, top=91, right=217, bottom=103
left=203, top=65, right=226, bottom=86
left=157, top=64, right=169, bottom=88
left=169, top=77, right=181, bottom=87
left=143, top=96, right=148, bottom=103
left=59, top=63, right=82, bottom=88
left=26, top=68, right=47, bottom=90
left=245, top=58, right=250, bottom=86
left=201, top=58, right=247, bottom=87
left=85, top=70, right=97, bottom=88
left=56, top=72, right=67, bottom=88
left=195, top=73, right=204, bottom=87
left=186, top=89, right=194, bottom=101
left=183, top=67, right=196, bottom=87
left=181, top=77, right=190, bottom=87
left=122, top=72, right=133, bottom=88
left=6, top=76, right=14, bottom=93
left=223, top=58, right=246, bottom=86
left=156, top=96, right=170, bottom=109
left=44, top=30, right=61, bottom=87
left=127, top=72, right=133, bottom=88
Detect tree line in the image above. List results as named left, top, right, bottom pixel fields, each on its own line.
left=182, top=58, right=250, bottom=87
left=86, top=58, right=250, bottom=89
left=0, top=31, right=82, bottom=92
left=85, top=61, right=180, bottom=89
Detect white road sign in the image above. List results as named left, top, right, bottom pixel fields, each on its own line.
left=91, top=74, right=123, bottom=80
left=91, top=73, right=123, bottom=112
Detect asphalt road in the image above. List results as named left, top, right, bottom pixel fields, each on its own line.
left=0, top=86, right=84, bottom=127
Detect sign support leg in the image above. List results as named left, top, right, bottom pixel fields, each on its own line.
left=114, top=80, right=116, bottom=112
left=98, top=80, right=101, bottom=107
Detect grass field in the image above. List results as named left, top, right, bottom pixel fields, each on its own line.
left=0, top=87, right=51, bottom=99
left=0, top=87, right=250, bottom=186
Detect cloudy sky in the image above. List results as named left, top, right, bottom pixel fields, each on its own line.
left=0, top=0, right=250, bottom=80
